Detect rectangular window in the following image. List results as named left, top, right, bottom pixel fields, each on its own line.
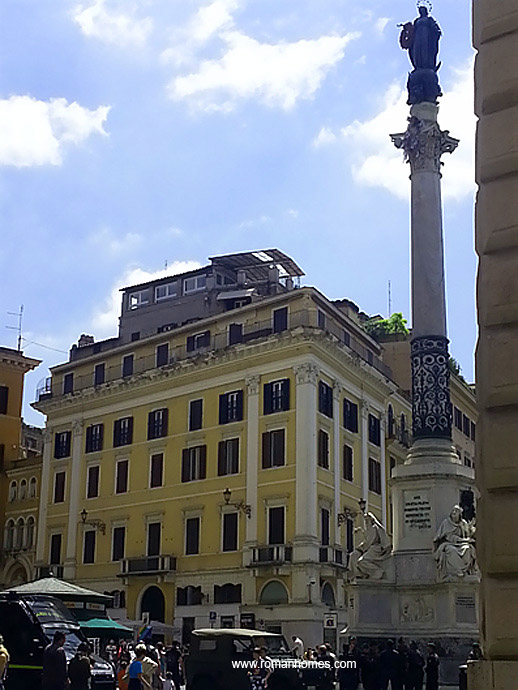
left=463, top=414, right=471, bottom=437
left=129, top=290, right=149, bottom=310
left=470, top=421, right=476, bottom=441
left=156, top=343, right=169, bottom=367
left=273, top=306, right=288, bottom=333
left=86, top=465, right=100, bottom=499
left=83, top=530, right=96, bottom=564
left=368, top=457, right=382, bottom=494
left=219, top=390, right=244, bottom=424
left=228, top=323, right=243, bottom=345
left=54, top=431, right=71, bottom=459
left=464, top=453, right=472, bottom=468
left=222, top=512, right=238, bottom=552
left=317, top=310, right=326, bottom=329
left=321, top=508, right=330, bottom=546
left=368, top=414, right=381, bottom=446
left=50, top=533, right=62, bottom=565
left=85, top=424, right=104, bottom=453
left=94, top=363, right=105, bottom=386
left=262, top=429, right=285, bottom=469
left=263, top=379, right=290, bottom=414
left=318, top=430, right=330, bottom=469
left=185, top=517, right=200, bottom=555
left=115, top=460, right=129, bottom=494
left=0, top=386, right=8, bottom=415
left=318, top=381, right=334, bottom=418
left=181, top=445, right=207, bottom=482
left=148, top=408, right=168, bottom=439
left=147, top=522, right=161, bottom=557
left=150, top=453, right=164, bottom=488
left=155, top=282, right=177, bottom=301
left=454, top=407, right=463, bottom=430
left=189, top=399, right=203, bottom=431
left=268, top=506, right=285, bottom=545
left=343, top=398, right=359, bottom=433
left=218, top=438, right=240, bottom=476
left=343, top=445, right=354, bottom=481
left=63, top=373, right=74, bottom=395
left=112, top=526, right=125, bottom=561
left=54, top=472, right=66, bottom=503
left=113, top=417, right=133, bottom=447
left=183, top=275, right=206, bottom=294
left=122, top=354, right=134, bottom=378
left=186, top=331, right=211, bottom=352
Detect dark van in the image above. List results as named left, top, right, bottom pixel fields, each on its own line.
left=184, top=628, right=304, bottom=690
left=0, top=593, right=115, bottom=690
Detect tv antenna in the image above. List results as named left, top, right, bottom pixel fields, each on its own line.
left=6, top=305, right=24, bottom=351
left=388, top=281, right=392, bottom=316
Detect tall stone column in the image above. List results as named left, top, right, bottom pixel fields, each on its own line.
left=360, top=402, right=369, bottom=510
left=64, top=419, right=83, bottom=579
left=469, top=2, right=518, bottom=687
left=36, top=428, right=53, bottom=566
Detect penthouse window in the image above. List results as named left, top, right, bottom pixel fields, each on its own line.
left=343, top=399, right=359, bottom=433
left=182, top=445, right=207, bottom=482
left=129, top=290, right=149, bottom=310
left=155, top=282, right=177, bottom=301
left=148, top=408, right=168, bottom=440
left=94, top=363, right=105, bottom=386
left=63, top=373, right=74, bottom=395
left=184, top=275, right=206, bottom=294
left=54, top=431, right=71, bottom=459
left=187, top=331, right=211, bottom=352
left=113, top=417, right=133, bottom=447
left=264, top=379, right=290, bottom=414
left=156, top=343, right=169, bottom=367
left=219, top=390, right=244, bottom=424
left=85, top=424, right=103, bottom=453
left=318, top=381, right=333, bottom=418
left=122, top=354, right=134, bottom=378
left=272, top=306, right=288, bottom=333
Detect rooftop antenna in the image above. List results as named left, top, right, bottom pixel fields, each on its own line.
left=6, top=304, right=24, bottom=351
left=165, top=259, right=168, bottom=270
left=388, top=281, right=392, bottom=316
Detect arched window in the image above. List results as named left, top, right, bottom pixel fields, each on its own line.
left=26, top=517, right=35, bottom=549
left=15, top=518, right=25, bottom=550
left=321, top=582, right=336, bottom=608
left=29, top=477, right=38, bottom=499
left=4, top=520, right=15, bottom=550
left=259, top=580, right=289, bottom=605
left=140, top=586, right=165, bottom=623
left=19, top=479, right=27, bottom=500
left=8, top=481, right=17, bottom=502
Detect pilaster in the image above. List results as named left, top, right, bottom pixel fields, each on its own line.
left=333, top=381, right=342, bottom=543
left=244, top=375, right=260, bottom=548
left=36, top=428, right=52, bottom=565
left=64, top=419, right=83, bottom=578
left=360, top=401, right=369, bottom=512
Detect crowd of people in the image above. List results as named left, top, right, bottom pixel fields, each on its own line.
left=102, top=638, right=185, bottom=690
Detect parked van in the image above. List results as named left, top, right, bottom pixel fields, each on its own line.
left=0, top=593, right=115, bottom=690
left=184, top=628, right=303, bottom=690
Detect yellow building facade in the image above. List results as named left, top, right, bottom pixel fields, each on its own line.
left=32, top=252, right=415, bottom=644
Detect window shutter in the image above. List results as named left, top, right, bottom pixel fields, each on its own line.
left=219, top=394, right=228, bottom=425
left=236, top=390, right=244, bottom=421
left=54, top=434, right=60, bottom=459
left=352, top=403, right=359, bottom=432
left=262, top=432, right=272, bottom=469
left=127, top=417, right=134, bottom=444
left=281, top=379, right=290, bottom=411
left=113, top=420, right=120, bottom=447
left=162, top=408, right=169, bottom=437
left=218, top=441, right=226, bottom=475
left=231, top=438, right=239, bottom=473
left=200, top=445, right=207, bottom=479
left=147, top=411, right=154, bottom=440
left=98, top=424, right=104, bottom=451
left=64, top=432, right=71, bottom=458
left=319, top=382, right=324, bottom=414
left=181, top=449, right=189, bottom=483
left=273, top=429, right=285, bottom=466
left=186, top=336, right=195, bottom=352
left=263, top=383, right=273, bottom=415
left=318, top=430, right=324, bottom=466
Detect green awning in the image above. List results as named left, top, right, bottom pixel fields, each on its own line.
left=80, top=618, right=133, bottom=637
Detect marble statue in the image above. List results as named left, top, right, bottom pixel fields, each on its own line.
left=433, top=505, right=478, bottom=581
left=399, top=3, right=442, bottom=105
left=347, top=512, right=392, bottom=581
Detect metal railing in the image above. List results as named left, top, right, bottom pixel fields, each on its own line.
left=251, top=545, right=293, bottom=564
left=36, top=309, right=392, bottom=402
left=319, top=547, right=345, bottom=566
left=387, top=421, right=412, bottom=448
left=120, top=555, right=176, bottom=576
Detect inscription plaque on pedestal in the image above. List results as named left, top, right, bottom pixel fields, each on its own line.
left=455, top=594, right=477, bottom=624
left=404, top=491, right=432, bottom=532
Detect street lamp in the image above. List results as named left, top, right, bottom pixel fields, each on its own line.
left=80, top=509, right=106, bottom=535
left=223, top=488, right=252, bottom=519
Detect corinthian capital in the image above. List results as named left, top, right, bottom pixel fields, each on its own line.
left=246, top=375, right=261, bottom=396
left=72, top=419, right=84, bottom=437
left=294, top=362, right=319, bottom=385
left=391, top=115, right=459, bottom=174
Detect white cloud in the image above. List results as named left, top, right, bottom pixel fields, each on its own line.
left=194, top=0, right=240, bottom=43
left=0, top=96, right=109, bottom=167
left=169, top=30, right=359, bottom=111
left=375, top=17, right=390, bottom=36
left=73, top=0, right=153, bottom=46
left=89, top=227, right=143, bottom=254
left=313, top=126, right=337, bottom=147
left=318, top=62, right=475, bottom=201
left=92, top=261, right=202, bottom=337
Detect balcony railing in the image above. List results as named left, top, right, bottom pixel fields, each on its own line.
left=120, top=555, right=176, bottom=576
left=319, top=547, right=345, bottom=566
left=251, top=545, right=293, bottom=565
left=387, top=422, right=412, bottom=448
left=36, top=309, right=392, bottom=403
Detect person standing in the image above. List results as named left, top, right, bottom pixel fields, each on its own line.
left=128, top=647, right=151, bottom=690
left=248, top=647, right=271, bottom=690
left=0, top=635, right=10, bottom=690
left=425, top=644, right=439, bottom=690
left=118, top=660, right=129, bottom=690
left=291, top=636, right=304, bottom=658
left=42, top=631, right=68, bottom=690
left=338, top=638, right=361, bottom=690
left=68, top=642, right=92, bottom=690
left=405, top=642, right=424, bottom=690
left=316, top=644, right=335, bottom=690
left=165, top=641, right=183, bottom=690
left=379, top=640, right=402, bottom=690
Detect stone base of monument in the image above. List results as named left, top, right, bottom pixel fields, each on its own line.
left=467, top=660, right=518, bottom=689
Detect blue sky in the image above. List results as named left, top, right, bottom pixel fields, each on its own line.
left=0, top=0, right=475, bottom=426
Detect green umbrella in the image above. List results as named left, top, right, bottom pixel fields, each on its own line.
left=79, top=618, right=133, bottom=638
